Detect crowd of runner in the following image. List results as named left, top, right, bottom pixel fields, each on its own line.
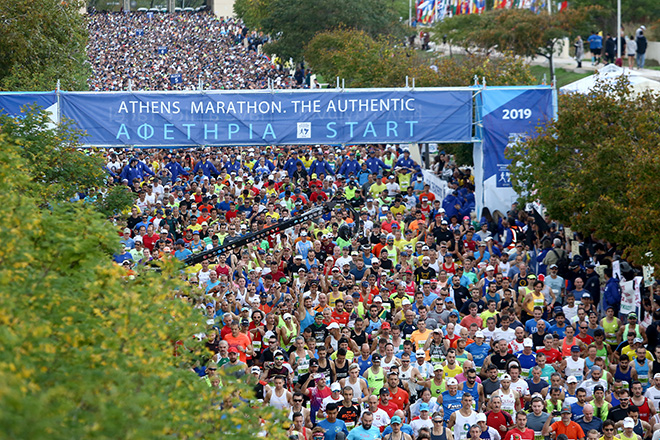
left=87, top=12, right=293, bottom=91
left=107, top=143, right=660, bottom=440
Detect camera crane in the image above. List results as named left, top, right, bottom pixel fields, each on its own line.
left=182, top=197, right=361, bottom=267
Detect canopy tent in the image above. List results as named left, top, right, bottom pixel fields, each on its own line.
left=561, top=64, right=660, bottom=95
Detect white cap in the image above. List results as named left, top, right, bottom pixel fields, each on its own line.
left=371, top=257, right=380, bottom=264
left=475, top=331, right=485, bottom=338
left=654, top=373, right=660, bottom=379
left=446, top=378, right=458, bottom=386
left=373, top=296, right=383, bottom=303
left=402, top=299, right=411, bottom=306
left=283, top=313, right=293, bottom=320
left=327, top=322, right=340, bottom=330
left=416, top=350, right=425, bottom=357
left=486, top=265, right=495, bottom=272
left=501, top=374, right=512, bottom=381
left=567, top=375, right=578, bottom=384
left=623, top=417, right=635, bottom=428
left=330, top=382, right=341, bottom=392
left=523, top=338, right=533, bottom=347
left=476, top=413, right=487, bottom=423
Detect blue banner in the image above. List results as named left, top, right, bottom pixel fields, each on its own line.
left=170, top=74, right=183, bottom=85
left=477, top=87, right=553, bottom=214
left=0, top=92, right=57, bottom=115
left=157, top=46, right=168, bottom=54
left=135, top=29, right=144, bottom=36
left=57, top=89, right=473, bottom=146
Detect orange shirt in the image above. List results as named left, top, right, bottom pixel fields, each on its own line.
left=549, top=421, right=584, bottom=440
left=223, top=332, right=252, bottom=363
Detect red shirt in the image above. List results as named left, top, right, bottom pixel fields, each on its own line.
left=142, top=232, right=160, bottom=251
left=576, top=334, right=594, bottom=345
left=388, top=386, right=409, bottom=411
left=378, top=400, right=399, bottom=418
left=487, top=410, right=513, bottom=439
left=503, top=427, right=534, bottom=440
left=332, top=310, right=350, bottom=326
left=537, top=347, right=562, bottom=364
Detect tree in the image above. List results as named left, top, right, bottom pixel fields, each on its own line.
left=506, top=79, right=660, bottom=270
left=570, top=0, right=660, bottom=29
left=0, top=116, right=289, bottom=439
left=244, top=0, right=402, bottom=61
left=434, top=8, right=597, bottom=79
left=0, top=107, right=106, bottom=205
left=0, top=0, right=90, bottom=91
left=304, top=29, right=537, bottom=89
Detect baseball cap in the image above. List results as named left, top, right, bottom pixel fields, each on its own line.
left=434, top=364, right=444, bottom=372
left=420, top=403, right=430, bottom=412
left=476, top=413, right=487, bottom=422
left=446, top=378, right=458, bottom=386
left=501, top=374, right=512, bottom=381
left=330, top=382, right=341, bottom=392
left=624, top=417, right=635, bottom=428
left=654, top=373, right=660, bottom=380
left=628, top=313, right=638, bottom=319
left=486, top=265, right=495, bottom=271
left=571, top=345, right=580, bottom=352
left=314, top=373, right=325, bottom=380
left=445, top=297, right=455, bottom=303
left=475, top=331, right=485, bottom=338
left=567, top=375, right=578, bottom=384
left=416, top=349, right=426, bottom=357
left=228, top=347, right=238, bottom=354
left=523, top=338, right=533, bottom=347
left=391, top=416, right=402, bottom=425
left=561, top=407, right=572, bottom=414
left=634, top=337, right=643, bottom=343
left=402, top=298, right=411, bottom=306
left=381, top=322, right=391, bottom=329
left=379, top=388, right=390, bottom=395
left=251, top=366, right=261, bottom=374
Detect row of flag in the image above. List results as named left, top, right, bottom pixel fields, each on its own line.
left=416, top=0, right=567, bottom=24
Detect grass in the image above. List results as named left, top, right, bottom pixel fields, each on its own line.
left=529, top=65, right=591, bottom=88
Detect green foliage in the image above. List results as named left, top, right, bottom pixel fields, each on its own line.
left=304, top=29, right=537, bottom=88
left=0, top=115, right=289, bottom=438
left=0, top=107, right=106, bottom=205
left=570, top=0, right=660, bottom=28
left=434, top=7, right=598, bottom=78
left=304, top=29, right=437, bottom=87
left=95, top=185, right=138, bottom=218
left=433, top=55, right=537, bottom=87
left=252, top=0, right=402, bottom=61
left=0, top=0, right=90, bottom=91
left=506, top=79, right=660, bottom=269
left=233, top=0, right=276, bottom=30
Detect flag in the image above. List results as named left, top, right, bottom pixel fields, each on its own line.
left=557, top=0, right=567, bottom=11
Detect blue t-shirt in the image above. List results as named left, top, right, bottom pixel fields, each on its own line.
left=317, top=419, right=348, bottom=440
left=588, top=34, right=603, bottom=49
left=525, top=319, right=551, bottom=335
left=346, top=425, right=380, bottom=440
left=549, top=323, right=567, bottom=338
left=175, top=248, right=193, bottom=261
left=465, top=342, right=491, bottom=368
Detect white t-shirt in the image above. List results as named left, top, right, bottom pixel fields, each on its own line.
left=645, top=386, right=660, bottom=411
left=371, top=408, right=391, bottom=429
left=410, top=417, right=433, bottom=437
left=493, top=327, right=516, bottom=344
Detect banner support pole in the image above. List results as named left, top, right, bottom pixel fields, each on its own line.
left=56, top=79, right=61, bottom=125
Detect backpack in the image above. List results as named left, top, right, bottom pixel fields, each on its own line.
left=551, top=248, right=570, bottom=276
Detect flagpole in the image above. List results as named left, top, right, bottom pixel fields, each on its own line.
left=616, top=0, right=621, bottom=59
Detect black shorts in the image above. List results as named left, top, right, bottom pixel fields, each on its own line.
left=591, top=48, right=602, bottom=55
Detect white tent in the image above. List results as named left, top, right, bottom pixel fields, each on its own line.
left=560, top=64, right=660, bottom=95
